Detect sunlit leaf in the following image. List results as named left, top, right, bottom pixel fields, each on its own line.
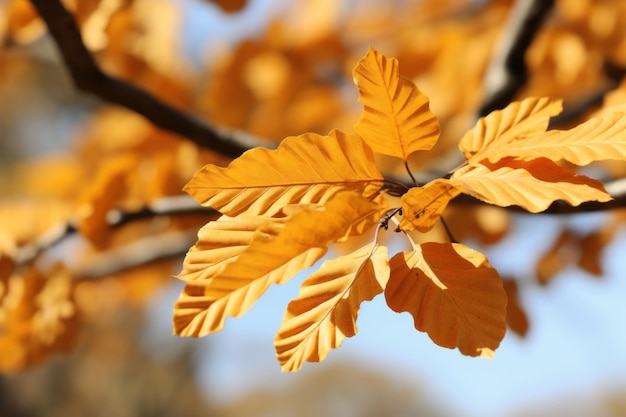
left=177, top=215, right=268, bottom=282
left=173, top=192, right=383, bottom=336
left=184, top=130, right=384, bottom=216
left=275, top=244, right=389, bottom=372
left=490, top=112, right=626, bottom=166
left=399, top=179, right=461, bottom=232
left=353, top=47, right=440, bottom=160
left=459, top=96, right=562, bottom=164
left=385, top=242, right=507, bottom=357
left=451, top=157, right=612, bottom=213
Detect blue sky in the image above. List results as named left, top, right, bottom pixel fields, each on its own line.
left=144, top=212, right=626, bottom=417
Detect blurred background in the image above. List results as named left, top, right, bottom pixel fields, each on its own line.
left=2, top=0, right=626, bottom=416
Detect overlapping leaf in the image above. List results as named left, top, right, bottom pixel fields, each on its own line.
left=399, top=179, right=462, bottom=232
left=183, top=129, right=384, bottom=216
left=177, top=215, right=268, bottom=282
left=485, top=112, right=626, bottom=166
left=173, top=192, right=383, bottom=336
left=275, top=244, right=389, bottom=372
left=353, top=48, right=440, bottom=160
left=451, top=157, right=611, bottom=212
left=385, top=242, right=507, bottom=358
left=459, top=96, right=562, bottom=163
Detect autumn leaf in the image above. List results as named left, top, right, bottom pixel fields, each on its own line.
left=275, top=244, right=389, bottom=372
left=488, top=112, right=626, bottom=166
left=183, top=129, right=384, bottom=216
left=206, top=0, right=247, bottom=13
left=0, top=265, right=79, bottom=373
left=399, top=179, right=462, bottom=232
left=173, top=192, right=383, bottom=336
left=353, top=47, right=440, bottom=160
left=502, top=278, right=529, bottom=337
left=177, top=215, right=268, bottom=282
left=76, top=154, right=138, bottom=246
left=459, top=96, right=562, bottom=164
left=385, top=242, right=507, bottom=358
left=451, top=157, right=612, bottom=213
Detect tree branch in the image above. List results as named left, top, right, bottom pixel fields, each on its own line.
left=28, top=0, right=273, bottom=158
left=479, top=0, right=555, bottom=116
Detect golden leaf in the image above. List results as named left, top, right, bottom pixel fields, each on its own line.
left=399, top=179, right=461, bottom=232
left=385, top=242, right=507, bottom=358
left=177, top=215, right=268, bottom=282
left=173, top=192, right=383, bottom=336
left=183, top=129, right=384, bottom=216
left=76, top=155, right=138, bottom=246
left=450, top=157, right=612, bottom=213
left=0, top=265, right=79, bottom=373
left=459, top=96, right=563, bottom=164
left=275, top=244, right=389, bottom=372
left=353, top=47, right=440, bottom=160
left=491, top=112, right=626, bottom=166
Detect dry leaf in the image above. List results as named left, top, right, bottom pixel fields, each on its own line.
left=173, top=192, right=383, bottom=336
left=497, top=112, right=626, bottom=166
left=183, top=129, right=384, bottom=216
left=459, top=97, right=562, bottom=164
left=502, top=278, right=529, bottom=337
left=0, top=266, right=79, bottom=373
left=385, top=242, right=507, bottom=358
left=451, top=157, right=612, bottom=212
left=353, top=47, right=440, bottom=160
left=275, top=244, right=389, bottom=372
left=399, top=179, right=461, bottom=232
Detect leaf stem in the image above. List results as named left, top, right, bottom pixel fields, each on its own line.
left=440, top=217, right=458, bottom=243
left=404, top=160, right=418, bottom=186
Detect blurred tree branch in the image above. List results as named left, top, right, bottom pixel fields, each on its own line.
left=28, top=0, right=273, bottom=158
left=479, top=0, right=555, bottom=116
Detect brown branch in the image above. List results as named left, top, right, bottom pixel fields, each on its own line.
left=479, top=0, right=555, bottom=116
left=28, top=0, right=273, bottom=158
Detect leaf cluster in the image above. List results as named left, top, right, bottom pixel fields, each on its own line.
left=174, top=48, right=626, bottom=371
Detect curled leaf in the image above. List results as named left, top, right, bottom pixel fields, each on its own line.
left=399, top=179, right=461, bottom=232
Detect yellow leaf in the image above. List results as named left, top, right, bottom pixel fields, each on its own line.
left=173, top=192, right=383, bottom=336
left=459, top=97, right=562, bottom=164
left=385, top=243, right=507, bottom=357
left=489, top=112, right=626, bottom=166
left=76, top=155, right=138, bottom=247
left=450, top=157, right=612, bottom=213
left=353, top=47, right=440, bottom=160
left=275, top=244, right=389, bottom=372
left=177, top=215, right=268, bottom=282
left=184, top=129, right=384, bottom=216
left=0, top=265, right=79, bottom=373
left=399, top=179, right=462, bottom=232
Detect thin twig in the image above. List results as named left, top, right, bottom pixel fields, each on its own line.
left=15, top=195, right=215, bottom=267
left=28, top=0, right=273, bottom=158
